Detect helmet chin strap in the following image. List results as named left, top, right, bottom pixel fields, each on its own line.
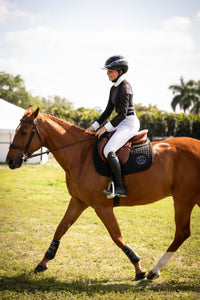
left=112, top=70, right=123, bottom=83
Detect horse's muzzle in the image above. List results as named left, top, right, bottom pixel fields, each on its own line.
left=6, top=155, right=23, bottom=169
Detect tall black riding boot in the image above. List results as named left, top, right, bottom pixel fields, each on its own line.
left=104, top=151, right=127, bottom=197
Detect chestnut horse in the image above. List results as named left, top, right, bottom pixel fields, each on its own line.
left=6, top=106, right=200, bottom=280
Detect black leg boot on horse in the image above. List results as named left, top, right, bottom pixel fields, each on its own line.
left=104, top=151, right=127, bottom=198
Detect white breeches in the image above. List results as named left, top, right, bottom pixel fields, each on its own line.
left=103, top=115, right=140, bottom=158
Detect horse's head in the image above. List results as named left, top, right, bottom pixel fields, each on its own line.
left=6, top=106, right=42, bottom=169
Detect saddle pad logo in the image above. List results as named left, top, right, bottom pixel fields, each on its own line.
left=136, top=155, right=147, bottom=165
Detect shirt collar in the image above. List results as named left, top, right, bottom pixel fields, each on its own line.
left=113, top=74, right=125, bottom=87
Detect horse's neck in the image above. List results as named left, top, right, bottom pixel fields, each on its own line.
left=39, top=115, right=92, bottom=170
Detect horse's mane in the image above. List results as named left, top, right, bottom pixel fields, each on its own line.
left=42, top=113, right=94, bottom=136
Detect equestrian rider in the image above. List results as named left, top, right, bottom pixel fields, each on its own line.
left=88, top=55, right=140, bottom=198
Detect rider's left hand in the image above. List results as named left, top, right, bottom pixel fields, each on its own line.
left=96, top=126, right=106, bottom=138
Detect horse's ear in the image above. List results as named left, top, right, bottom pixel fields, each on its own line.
left=26, top=105, right=33, bottom=114
left=31, top=107, right=40, bottom=119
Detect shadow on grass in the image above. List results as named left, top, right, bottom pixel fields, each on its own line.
left=0, top=272, right=200, bottom=296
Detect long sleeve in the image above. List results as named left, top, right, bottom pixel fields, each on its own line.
left=96, top=91, right=114, bottom=126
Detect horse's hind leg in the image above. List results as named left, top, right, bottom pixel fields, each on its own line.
left=35, top=197, right=88, bottom=273
left=147, top=200, right=195, bottom=279
left=94, top=204, right=146, bottom=280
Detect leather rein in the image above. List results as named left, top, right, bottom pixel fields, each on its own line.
left=10, top=118, right=95, bottom=161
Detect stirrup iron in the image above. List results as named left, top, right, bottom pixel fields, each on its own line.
left=103, top=180, right=115, bottom=199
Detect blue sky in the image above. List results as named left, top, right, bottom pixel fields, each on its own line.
left=0, top=0, right=200, bottom=112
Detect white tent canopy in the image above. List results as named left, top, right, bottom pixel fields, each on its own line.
left=0, top=99, right=48, bottom=164
left=0, top=98, right=24, bottom=134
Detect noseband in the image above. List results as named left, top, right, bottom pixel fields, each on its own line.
left=10, top=118, right=43, bottom=161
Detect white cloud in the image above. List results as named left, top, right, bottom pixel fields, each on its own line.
left=2, top=26, right=58, bottom=49
left=1, top=16, right=195, bottom=61
left=196, top=11, right=200, bottom=21
left=0, top=0, right=40, bottom=23
left=162, top=16, right=191, bottom=31
left=0, top=15, right=199, bottom=111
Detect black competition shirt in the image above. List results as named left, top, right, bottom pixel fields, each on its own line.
left=97, top=79, right=135, bottom=128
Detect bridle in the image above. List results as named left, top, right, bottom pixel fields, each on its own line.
left=10, top=118, right=44, bottom=161
left=9, top=118, right=95, bottom=162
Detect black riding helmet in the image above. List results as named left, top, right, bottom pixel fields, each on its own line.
left=103, top=55, right=128, bottom=74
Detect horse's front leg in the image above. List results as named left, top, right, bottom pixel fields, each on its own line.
left=94, top=204, right=146, bottom=280
left=35, top=197, right=88, bottom=273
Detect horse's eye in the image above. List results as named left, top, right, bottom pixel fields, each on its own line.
left=21, top=131, right=27, bottom=136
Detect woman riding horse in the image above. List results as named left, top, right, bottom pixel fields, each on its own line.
left=88, top=55, right=140, bottom=198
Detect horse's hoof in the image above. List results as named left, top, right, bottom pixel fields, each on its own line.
left=135, top=271, right=146, bottom=280
left=147, top=270, right=160, bottom=280
left=34, top=264, right=48, bottom=273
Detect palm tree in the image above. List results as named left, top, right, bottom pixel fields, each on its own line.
left=169, top=77, right=200, bottom=114
left=190, top=80, right=200, bottom=115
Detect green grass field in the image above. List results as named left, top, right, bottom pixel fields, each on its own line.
left=0, top=161, right=200, bottom=299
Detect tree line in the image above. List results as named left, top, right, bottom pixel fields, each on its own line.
left=138, top=110, right=200, bottom=140
left=0, top=71, right=199, bottom=139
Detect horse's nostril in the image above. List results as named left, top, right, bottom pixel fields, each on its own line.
left=6, top=158, right=14, bottom=169
left=6, top=158, right=11, bottom=165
